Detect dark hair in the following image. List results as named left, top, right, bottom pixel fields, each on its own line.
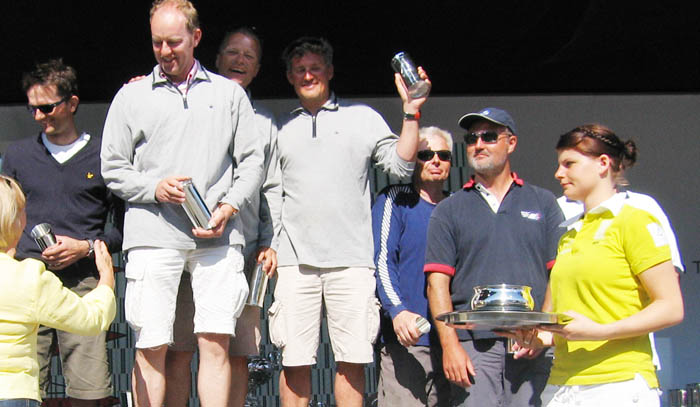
left=281, top=36, right=333, bottom=72
left=22, top=58, right=79, bottom=99
left=556, top=124, right=637, bottom=185
left=218, top=26, right=263, bottom=59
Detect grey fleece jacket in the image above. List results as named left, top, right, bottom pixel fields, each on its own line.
left=276, top=94, right=414, bottom=268
left=101, top=62, right=264, bottom=251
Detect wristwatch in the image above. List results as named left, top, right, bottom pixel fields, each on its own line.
left=403, top=111, right=421, bottom=121
left=86, top=239, right=95, bottom=258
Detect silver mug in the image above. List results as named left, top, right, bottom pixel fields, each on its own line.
left=416, top=316, right=431, bottom=335
left=181, top=180, right=212, bottom=230
left=30, top=223, right=57, bottom=251
left=391, top=52, right=430, bottom=99
left=246, top=263, right=268, bottom=308
left=470, top=284, right=535, bottom=312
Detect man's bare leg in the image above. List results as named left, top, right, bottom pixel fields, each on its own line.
left=280, top=365, right=311, bottom=407
left=132, top=345, right=168, bottom=407
left=197, top=333, right=231, bottom=407
left=165, top=350, right=194, bottom=406
left=228, top=355, right=249, bottom=407
left=335, top=362, right=364, bottom=407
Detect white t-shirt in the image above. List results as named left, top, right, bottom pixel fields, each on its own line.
left=41, top=132, right=90, bottom=164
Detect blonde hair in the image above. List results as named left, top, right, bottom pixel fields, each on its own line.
left=0, top=176, right=26, bottom=250
left=419, top=126, right=454, bottom=151
left=150, top=0, right=200, bottom=33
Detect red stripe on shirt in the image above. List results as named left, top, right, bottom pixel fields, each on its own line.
left=424, top=263, right=456, bottom=276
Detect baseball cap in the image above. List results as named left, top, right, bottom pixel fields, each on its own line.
left=458, top=107, right=517, bottom=135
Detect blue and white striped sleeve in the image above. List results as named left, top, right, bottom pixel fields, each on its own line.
left=372, top=186, right=409, bottom=320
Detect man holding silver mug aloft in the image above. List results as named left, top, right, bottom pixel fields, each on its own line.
left=100, top=1, right=264, bottom=406
left=271, top=36, right=430, bottom=407
left=1, top=58, right=124, bottom=407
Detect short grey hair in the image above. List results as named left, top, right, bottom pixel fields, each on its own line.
left=419, top=126, right=453, bottom=152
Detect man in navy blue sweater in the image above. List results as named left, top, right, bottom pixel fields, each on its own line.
left=372, top=126, right=453, bottom=406
left=1, top=59, right=123, bottom=407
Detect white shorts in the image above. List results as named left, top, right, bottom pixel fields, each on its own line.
left=546, top=373, right=661, bottom=407
left=124, top=245, right=247, bottom=349
left=268, top=265, right=380, bottom=366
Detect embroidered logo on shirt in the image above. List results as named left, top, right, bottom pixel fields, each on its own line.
left=646, top=222, right=668, bottom=247
left=520, top=211, right=541, bottom=221
left=86, top=172, right=94, bottom=179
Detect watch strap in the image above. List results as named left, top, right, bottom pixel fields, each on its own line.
left=87, top=239, right=95, bottom=258
left=403, top=111, right=421, bottom=121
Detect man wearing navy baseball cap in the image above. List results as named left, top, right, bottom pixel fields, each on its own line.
left=424, top=107, right=565, bottom=406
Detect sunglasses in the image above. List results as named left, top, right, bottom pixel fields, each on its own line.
left=417, top=150, right=452, bottom=161
left=27, top=95, right=71, bottom=115
left=464, top=131, right=508, bottom=145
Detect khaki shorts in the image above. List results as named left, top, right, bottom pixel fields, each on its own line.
left=124, top=246, right=247, bottom=348
left=37, top=276, right=112, bottom=399
left=268, top=265, right=380, bottom=366
left=378, top=343, right=450, bottom=407
left=171, top=271, right=261, bottom=356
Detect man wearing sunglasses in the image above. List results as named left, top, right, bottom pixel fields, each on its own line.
left=1, top=59, right=124, bottom=406
left=372, top=126, right=453, bottom=406
left=272, top=36, right=430, bottom=407
left=424, top=107, right=564, bottom=406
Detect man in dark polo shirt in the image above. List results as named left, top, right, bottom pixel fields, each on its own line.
left=424, top=107, right=564, bottom=407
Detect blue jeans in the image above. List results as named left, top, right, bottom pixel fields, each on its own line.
left=0, top=400, right=41, bottom=407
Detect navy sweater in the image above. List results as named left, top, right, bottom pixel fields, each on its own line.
left=372, top=184, right=444, bottom=347
left=2, top=133, right=124, bottom=280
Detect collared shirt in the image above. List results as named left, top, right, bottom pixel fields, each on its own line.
left=159, top=60, right=199, bottom=94
left=424, top=175, right=564, bottom=340
left=276, top=93, right=414, bottom=268
left=549, top=192, right=671, bottom=388
left=101, top=61, right=264, bottom=250
left=464, top=173, right=525, bottom=214
left=556, top=192, right=683, bottom=271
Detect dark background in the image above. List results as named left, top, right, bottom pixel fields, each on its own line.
left=4, top=1, right=700, bottom=103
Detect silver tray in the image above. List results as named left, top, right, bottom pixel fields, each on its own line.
left=436, top=310, right=566, bottom=330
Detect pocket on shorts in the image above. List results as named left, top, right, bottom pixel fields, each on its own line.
left=125, top=255, right=146, bottom=280
left=124, top=259, right=146, bottom=330
left=367, top=297, right=381, bottom=344
left=268, top=300, right=286, bottom=348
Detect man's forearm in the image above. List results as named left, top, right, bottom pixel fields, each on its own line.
left=427, top=273, right=462, bottom=348
left=395, top=116, right=420, bottom=162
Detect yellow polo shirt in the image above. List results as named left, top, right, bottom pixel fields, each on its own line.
left=0, top=253, right=115, bottom=401
left=549, top=193, right=671, bottom=388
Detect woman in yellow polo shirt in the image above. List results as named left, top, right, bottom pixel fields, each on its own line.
left=505, top=124, right=684, bottom=407
left=0, top=175, right=116, bottom=405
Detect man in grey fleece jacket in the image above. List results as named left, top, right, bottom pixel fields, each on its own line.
left=163, top=27, right=282, bottom=407
left=271, top=36, right=430, bottom=407
left=100, top=1, right=263, bottom=406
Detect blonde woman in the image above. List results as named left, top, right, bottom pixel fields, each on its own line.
left=504, top=124, right=683, bottom=407
left=0, top=176, right=116, bottom=405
